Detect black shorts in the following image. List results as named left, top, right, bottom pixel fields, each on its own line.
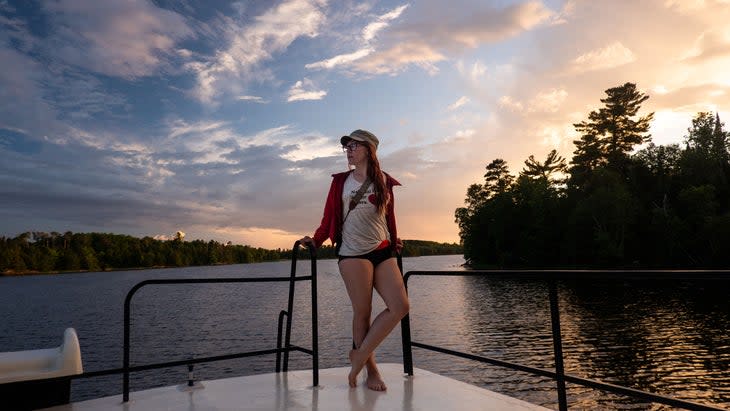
left=338, top=247, right=394, bottom=268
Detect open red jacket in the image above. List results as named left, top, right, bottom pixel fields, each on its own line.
left=312, top=170, right=401, bottom=252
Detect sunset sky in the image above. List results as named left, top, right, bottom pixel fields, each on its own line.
left=1, top=0, right=729, bottom=249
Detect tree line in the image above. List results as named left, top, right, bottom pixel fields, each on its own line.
left=455, top=82, right=729, bottom=268
left=0, top=231, right=462, bottom=275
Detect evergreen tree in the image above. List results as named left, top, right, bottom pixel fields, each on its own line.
left=572, top=82, right=654, bottom=172
left=685, top=111, right=729, bottom=164
left=569, top=133, right=604, bottom=190
left=484, top=158, right=514, bottom=196
left=521, top=149, right=567, bottom=187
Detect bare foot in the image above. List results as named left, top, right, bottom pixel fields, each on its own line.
left=348, top=349, right=368, bottom=387
left=364, top=354, right=386, bottom=391
left=366, top=368, right=387, bottom=391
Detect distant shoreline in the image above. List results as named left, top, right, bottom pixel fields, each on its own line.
left=0, top=261, right=289, bottom=277
left=1, top=232, right=463, bottom=277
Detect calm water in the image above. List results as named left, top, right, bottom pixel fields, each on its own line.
left=1, top=255, right=728, bottom=410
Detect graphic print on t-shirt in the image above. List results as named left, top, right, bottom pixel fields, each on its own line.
left=348, top=184, right=375, bottom=210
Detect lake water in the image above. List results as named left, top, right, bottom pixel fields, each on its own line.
left=1, top=255, right=728, bottom=409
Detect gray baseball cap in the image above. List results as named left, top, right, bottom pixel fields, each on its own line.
left=340, top=129, right=379, bottom=150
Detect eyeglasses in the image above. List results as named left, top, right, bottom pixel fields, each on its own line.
left=342, top=142, right=360, bottom=152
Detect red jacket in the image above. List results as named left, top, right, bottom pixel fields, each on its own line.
left=312, top=170, right=401, bottom=252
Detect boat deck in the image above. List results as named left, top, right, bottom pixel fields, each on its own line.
left=43, top=363, right=549, bottom=410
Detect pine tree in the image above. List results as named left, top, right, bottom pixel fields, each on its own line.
left=573, top=82, right=654, bottom=167
left=484, top=158, right=514, bottom=196
left=521, top=149, right=567, bottom=184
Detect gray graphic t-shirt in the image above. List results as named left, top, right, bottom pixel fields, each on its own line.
left=339, top=173, right=389, bottom=256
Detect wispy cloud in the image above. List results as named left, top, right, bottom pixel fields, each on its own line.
left=362, top=4, right=410, bottom=41
left=456, top=60, right=488, bottom=84
left=354, top=41, right=445, bottom=75
left=569, top=41, right=636, bottom=73
left=188, top=0, right=326, bottom=104
left=305, top=47, right=373, bottom=70
left=500, top=89, right=569, bottom=114
left=237, top=95, right=268, bottom=104
left=682, top=28, right=730, bottom=63
left=287, top=78, right=327, bottom=102
left=447, top=96, right=470, bottom=111
left=306, top=4, right=408, bottom=71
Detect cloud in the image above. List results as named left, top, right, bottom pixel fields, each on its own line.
left=42, top=0, right=194, bottom=78
left=499, top=89, right=568, bottom=115
left=188, top=0, right=326, bottom=104
left=287, top=78, right=327, bottom=102
left=237, top=95, right=268, bottom=103
left=499, top=95, right=524, bottom=112
left=362, top=4, right=410, bottom=41
left=569, top=41, right=636, bottom=73
left=0, top=117, right=343, bottom=248
left=355, top=41, right=445, bottom=75
left=664, top=0, right=730, bottom=12
left=360, top=0, right=555, bottom=75
left=307, top=1, right=556, bottom=77
left=0, top=45, right=60, bottom=137
left=682, top=28, right=730, bottom=63
left=455, top=60, right=489, bottom=87
left=649, top=83, right=730, bottom=112
left=306, top=4, right=408, bottom=71
left=305, top=47, right=374, bottom=70
left=447, top=96, right=470, bottom=111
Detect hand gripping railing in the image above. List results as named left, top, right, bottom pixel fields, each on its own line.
left=397, top=258, right=727, bottom=411
left=119, top=241, right=318, bottom=402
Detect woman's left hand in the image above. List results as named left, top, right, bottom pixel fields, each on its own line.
left=395, top=238, right=403, bottom=253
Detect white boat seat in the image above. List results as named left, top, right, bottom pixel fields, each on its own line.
left=0, top=328, right=83, bottom=384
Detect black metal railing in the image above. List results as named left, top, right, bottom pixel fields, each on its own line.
left=63, top=241, right=318, bottom=402
left=397, top=262, right=727, bottom=411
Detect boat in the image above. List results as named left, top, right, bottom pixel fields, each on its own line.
left=1, top=244, right=725, bottom=410
left=0, top=328, right=83, bottom=410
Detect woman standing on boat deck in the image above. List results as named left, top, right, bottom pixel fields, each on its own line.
left=299, top=129, right=409, bottom=391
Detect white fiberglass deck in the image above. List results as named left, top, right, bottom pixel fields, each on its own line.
left=43, top=363, right=549, bottom=411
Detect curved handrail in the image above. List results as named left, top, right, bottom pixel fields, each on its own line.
left=398, top=267, right=728, bottom=411
left=121, top=241, right=318, bottom=402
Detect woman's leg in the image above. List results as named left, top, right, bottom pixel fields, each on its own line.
left=348, top=257, right=409, bottom=389
left=338, top=258, right=377, bottom=388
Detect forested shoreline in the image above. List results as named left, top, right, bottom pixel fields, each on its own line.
left=456, top=82, right=730, bottom=269
left=0, top=231, right=462, bottom=276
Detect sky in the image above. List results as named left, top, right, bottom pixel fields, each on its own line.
left=1, top=0, right=730, bottom=250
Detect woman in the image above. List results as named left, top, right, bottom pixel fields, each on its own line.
left=299, top=129, right=409, bottom=391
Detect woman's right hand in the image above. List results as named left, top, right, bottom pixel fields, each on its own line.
left=298, top=236, right=314, bottom=247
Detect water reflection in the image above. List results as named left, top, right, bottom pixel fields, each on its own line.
left=400, top=273, right=730, bottom=409
left=559, top=279, right=730, bottom=409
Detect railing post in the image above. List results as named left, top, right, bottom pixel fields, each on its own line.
left=123, top=298, right=130, bottom=402
left=275, top=310, right=288, bottom=372
left=122, top=281, right=147, bottom=402
left=397, top=254, right=414, bottom=375
left=549, top=279, right=568, bottom=411
left=283, top=242, right=300, bottom=372
left=308, top=243, right=319, bottom=387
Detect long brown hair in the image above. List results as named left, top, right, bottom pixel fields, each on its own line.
left=364, top=142, right=389, bottom=215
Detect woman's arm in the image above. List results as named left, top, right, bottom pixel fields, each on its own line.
left=310, top=178, right=338, bottom=248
